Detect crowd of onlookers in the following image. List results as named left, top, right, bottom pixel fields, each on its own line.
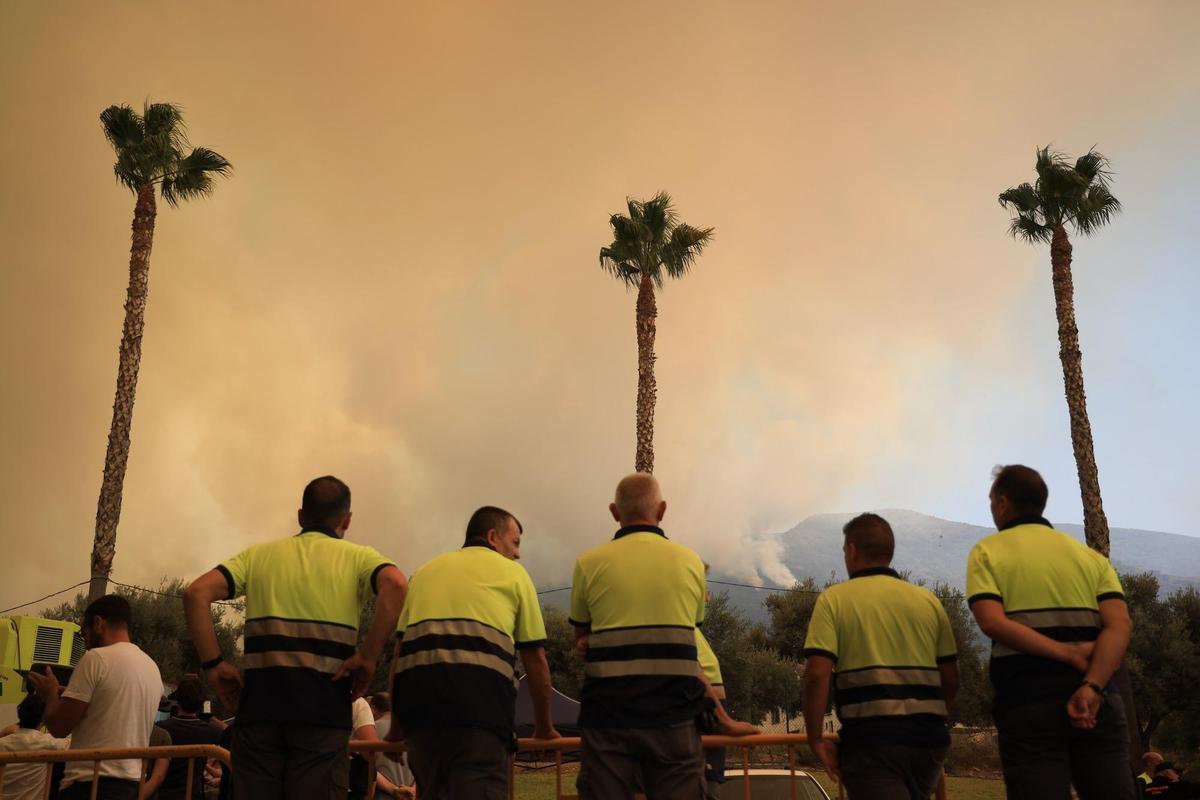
left=2, top=468, right=1198, bottom=800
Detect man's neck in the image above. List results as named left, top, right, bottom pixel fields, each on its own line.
left=98, top=633, right=132, bottom=648
left=619, top=517, right=660, bottom=528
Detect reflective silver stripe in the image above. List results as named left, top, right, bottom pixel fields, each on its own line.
left=403, top=619, right=515, bottom=656
left=839, top=699, right=948, bottom=719
left=585, top=659, right=701, bottom=679
left=1006, top=609, right=1100, bottom=628
left=394, top=648, right=515, bottom=681
left=589, top=627, right=696, bottom=648
left=245, top=618, right=358, bottom=646
left=243, top=650, right=344, bottom=673
left=711, top=684, right=726, bottom=700
left=836, top=668, right=941, bottom=690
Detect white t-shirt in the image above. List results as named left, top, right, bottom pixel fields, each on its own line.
left=0, top=728, right=70, bottom=800
left=351, top=698, right=375, bottom=736
left=60, top=641, right=163, bottom=788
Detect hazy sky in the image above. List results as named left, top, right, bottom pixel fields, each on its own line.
left=2, top=1, right=1198, bottom=612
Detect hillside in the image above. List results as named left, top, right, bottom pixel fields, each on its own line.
left=711, top=510, right=1200, bottom=621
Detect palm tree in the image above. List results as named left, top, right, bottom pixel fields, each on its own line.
left=599, top=193, right=713, bottom=474
left=998, top=147, right=1120, bottom=555
left=88, top=103, right=231, bottom=602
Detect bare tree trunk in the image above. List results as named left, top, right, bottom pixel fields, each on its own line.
left=89, top=183, right=157, bottom=602
left=1050, top=225, right=1140, bottom=768
left=634, top=273, right=657, bottom=474
left=1050, top=224, right=1110, bottom=555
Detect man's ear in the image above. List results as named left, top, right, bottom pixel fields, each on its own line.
left=609, top=503, right=621, bottom=523
left=485, top=528, right=499, bottom=548
left=656, top=500, right=667, bottom=522
left=338, top=511, right=353, bottom=536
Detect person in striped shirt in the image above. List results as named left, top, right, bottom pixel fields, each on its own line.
left=803, top=513, right=958, bottom=800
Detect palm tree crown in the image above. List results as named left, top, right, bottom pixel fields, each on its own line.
left=998, top=146, right=1120, bottom=242
left=599, top=192, right=714, bottom=287
left=101, top=102, right=232, bottom=205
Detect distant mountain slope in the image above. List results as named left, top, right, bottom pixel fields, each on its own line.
left=713, top=510, right=1200, bottom=621
left=541, top=511, right=1200, bottom=622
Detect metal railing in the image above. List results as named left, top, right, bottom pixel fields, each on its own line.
left=510, top=733, right=950, bottom=800
left=0, top=744, right=230, bottom=800
left=0, top=737, right=950, bottom=800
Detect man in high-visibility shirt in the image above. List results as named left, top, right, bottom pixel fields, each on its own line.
left=570, top=473, right=708, bottom=800
left=967, top=464, right=1135, bottom=799
left=184, top=475, right=408, bottom=800
left=803, top=513, right=959, bottom=800
left=387, top=505, right=558, bottom=800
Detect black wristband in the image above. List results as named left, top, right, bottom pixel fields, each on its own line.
left=1081, top=678, right=1104, bottom=695
left=201, top=655, right=224, bottom=670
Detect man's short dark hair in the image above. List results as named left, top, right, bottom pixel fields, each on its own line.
left=300, top=475, right=352, bottom=530
left=83, top=594, right=132, bottom=630
left=17, top=692, right=45, bottom=729
left=369, top=692, right=391, bottom=714
left=173, top=677, right=205, bottom=713
left=991, top=464, right=1049, bottom=516
left=463, top=506, right=521, bottom=546
left=843, top=513, right=895, bottom=564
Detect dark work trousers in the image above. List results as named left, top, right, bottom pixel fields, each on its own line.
left=994, top=690, right=1137, bottom=800
left=405, top=727, right=510, bottom=800
left=839, top=743, right=948, bottom=800
left=578, top=722, right=705, bottom=800
left=230, top=721, right=349, bottom=800
left=703, top=746, right=727, bottom=800
left=59, top=778, right=140, bottom=800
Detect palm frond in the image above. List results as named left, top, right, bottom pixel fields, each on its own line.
left=997, top=183, right=1040, bottom=214
left=101, top=106, right=147, bottom=188
left=661, top=224, right=715, bottom=278
left=1074, top=149, right=1112, bottom=187
left=1034, top=146, right=1061, bottom=183
left=143, top=102, right=185, bottom=140
left=100, top=105, right=144, bottom=151
left=639, top=192, right=678, bottom=240
left=599, top=242, right=642, bottom=288
left=1072, top=184, right=1121, bottom=236
left=159, top=147, right=232, bottom=206
left=1009, top=213, right=1052, bottom=244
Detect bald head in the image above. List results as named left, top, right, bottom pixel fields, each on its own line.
left=610, top=473, right=666, bottom=526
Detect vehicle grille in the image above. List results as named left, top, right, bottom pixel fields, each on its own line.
left=33, top=626, right=63, bottom=664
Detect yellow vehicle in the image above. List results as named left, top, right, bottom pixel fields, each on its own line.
left=0, top=616, right=84, bottom=727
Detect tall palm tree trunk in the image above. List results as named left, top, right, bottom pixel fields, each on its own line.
left=89, top=183, right=157, bottom=602
left=635, top=273, right=657, bottom=474
left=1050, top=224, right=1110, bottom=555
left=1051, top=225, right=1140, bottom=765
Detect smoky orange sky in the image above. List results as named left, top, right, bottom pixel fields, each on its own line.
left=2, top=1, right=1199, bottom=610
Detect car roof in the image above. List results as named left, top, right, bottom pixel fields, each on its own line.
left=724, top=768, right=818, bottom=778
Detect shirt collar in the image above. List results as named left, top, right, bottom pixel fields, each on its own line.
left=298, top=525, right=340, bottom=539
left=848, top=566, right=901, bottom=580
left=998, top=515, right=1053, bottom=532
left=613, top=525, right=667, bottom=540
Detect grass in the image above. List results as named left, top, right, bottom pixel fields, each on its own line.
left=511, top=768, right=1007, bottom=799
